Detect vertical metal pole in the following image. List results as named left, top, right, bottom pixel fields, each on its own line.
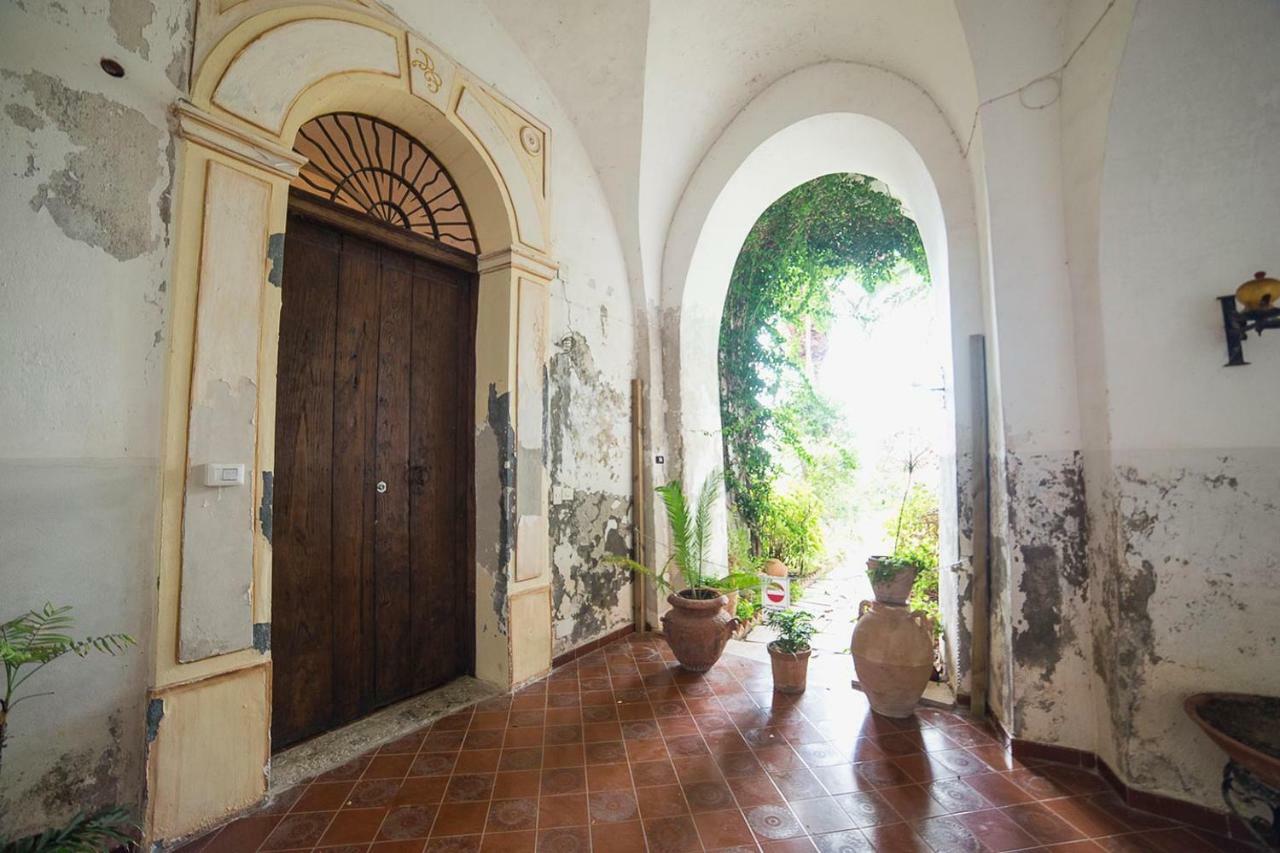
left=969, top=335, right=991, bottom=719
left=631, top=379, right=647, bottom=631
left=1219, top=296, right=1248, bottom=366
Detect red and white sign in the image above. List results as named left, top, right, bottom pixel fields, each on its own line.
left=760, top=575, right=791, bottom=610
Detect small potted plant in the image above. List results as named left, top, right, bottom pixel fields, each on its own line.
left=866, top=449, right=929, bottom=603
left=765, top=609, right=816, bottom=694
left=609, top=470, right=740, bottom=671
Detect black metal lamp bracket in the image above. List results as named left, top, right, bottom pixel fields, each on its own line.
left=1220, top=296, right=1280, bottom=367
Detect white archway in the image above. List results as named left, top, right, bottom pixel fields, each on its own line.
left=661, top=61, right=984, bottom=694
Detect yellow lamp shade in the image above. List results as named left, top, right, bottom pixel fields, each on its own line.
left=1236, top=271, right=1280, bottom=311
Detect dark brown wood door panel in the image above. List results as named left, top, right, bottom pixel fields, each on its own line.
left=272, top=211, right=475, bottom=749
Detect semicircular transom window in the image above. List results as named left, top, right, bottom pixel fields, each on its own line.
left=291, top=112, right=478, bottom=254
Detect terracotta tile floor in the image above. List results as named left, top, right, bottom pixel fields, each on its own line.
left=179, top=634, right=1253, bottom=852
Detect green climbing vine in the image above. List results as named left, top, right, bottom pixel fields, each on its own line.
left=718, top=173, right=928, bottom=568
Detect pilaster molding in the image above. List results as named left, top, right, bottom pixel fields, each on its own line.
left=174, top=100, right=308, bottom=180
left=477, top=244, right=558, bottom=283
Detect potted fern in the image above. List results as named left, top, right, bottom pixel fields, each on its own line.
left=1, top=603, right=137, bottom=851
left=765, top=609, right=816, bottom=694
left=610, top=471, right=741, bottom=671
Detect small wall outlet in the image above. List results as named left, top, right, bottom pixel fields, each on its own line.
left=200, top=463, right=246, bottom=487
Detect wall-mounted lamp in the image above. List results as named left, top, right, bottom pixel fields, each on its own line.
left=1219, top=271, right=1280, bottom=366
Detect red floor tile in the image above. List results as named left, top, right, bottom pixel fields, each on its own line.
left=176, top=633, right=1232, bottom=853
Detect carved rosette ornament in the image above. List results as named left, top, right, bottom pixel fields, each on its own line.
left=519, top=125, right=542, bottom=156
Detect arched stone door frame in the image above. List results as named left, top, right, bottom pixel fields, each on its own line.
left=145, top=2, right=557, bottom=843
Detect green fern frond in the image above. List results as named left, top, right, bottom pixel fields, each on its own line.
left=691, top=470, right=721, bottom=589
left=655, top=480, right=694, bottom=585
left=602, top=555, right=673, bottom=592
left=1, top=604, right=76, bottom=664
left=2, top=805, right=136, bottom=853
left=68, top=634, right=136, bottom=658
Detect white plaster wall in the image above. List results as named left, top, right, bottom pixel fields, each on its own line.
left=0, top=0, right=190, bottom=836
left=1092, top=0, right=1280, bottom=806
left=955, top=0, right=1095, bottom=750
left=1057, top=0, right=1138, bottom=778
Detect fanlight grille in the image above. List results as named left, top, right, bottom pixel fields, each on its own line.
left=291, top=112, right=477, bottom=254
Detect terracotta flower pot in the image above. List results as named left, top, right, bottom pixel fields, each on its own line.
left=763, top=558, right=788, bottom=577
left=768, top=643, right=811, bottom=694
left=867, top=556, right=917, bottom=605
left=661, top=589, right=739, bottom=672
left=851, top=600, right=934, bottom=717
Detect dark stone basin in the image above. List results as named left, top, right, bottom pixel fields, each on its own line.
left=1186, top=692, right=1280, bottom=789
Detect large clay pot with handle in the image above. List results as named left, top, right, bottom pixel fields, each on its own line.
left=662, top=590, right=739, bottom=672
left=851, top=600, right=933, bottom=717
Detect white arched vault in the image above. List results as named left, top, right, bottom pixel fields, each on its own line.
left=660, top=61, right=984, bottom=694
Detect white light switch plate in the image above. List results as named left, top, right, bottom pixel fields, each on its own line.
left=200, top=463, right=246, bottom=487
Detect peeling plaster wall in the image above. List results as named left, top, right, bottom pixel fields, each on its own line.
left=0, top=0, right=191, bottom=836
left=1097, top=455, right=1279, bottom=803
left=1004, top=451, right=1092, bottom=747
left=1088, top=0, right=1280, bottom=808
left=546, top=330, right=634, bottom=655
left=957, top=0, right=1092, bottom=746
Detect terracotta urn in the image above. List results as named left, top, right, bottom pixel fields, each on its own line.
left=866, top=556, right=917, bottom=605
left=662, top=590, right=739, bottom=672
left=768, top=643, right=811, bottom=694
left=763, top=558, right=788, bottom=577
left=851, top=600, right=933, bottom=717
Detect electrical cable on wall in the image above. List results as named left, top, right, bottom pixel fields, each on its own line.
left=960, top=0, right=1120, bottom=158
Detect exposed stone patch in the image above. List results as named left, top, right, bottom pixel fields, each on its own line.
left=546, top=331, right=632, bottom=652
left=1011, top=544, right=1065, bottom=682
left=10, top=70, right=164, bottom=261
left=953, top=569, right=973, bottom=686
left=483, top=385, right=515, bottom=634
left=1092, top=454, right=1275, bottom=799
left=988, top=542, right=1013, bottom=721
left=163, top=0, right=195, bottom=91
left=549, top=489, right=633, bottom=653
left=145, top=698, right=164, bottom=743
left=26, top=713, right=128, bottom=826
left=547, top=331, right=627, bottom=475
left=4, top=103, right=45, bottom=131
left=258, top=470, right=273, bottom=542
left=1005, top=451, right=1090, bottom=688
left=252, top=623, right=271, bottom=654
left=267, top=233, right=286, bottom=286
left=108, top=0, right=155, bottom=58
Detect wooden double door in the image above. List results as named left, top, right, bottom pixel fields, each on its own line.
left=272, top=204, right=476, bottom=749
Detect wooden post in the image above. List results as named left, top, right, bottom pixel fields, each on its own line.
left=631, top=378, right=647, bottom=631
left=969, top=335, right=991, bottom=718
